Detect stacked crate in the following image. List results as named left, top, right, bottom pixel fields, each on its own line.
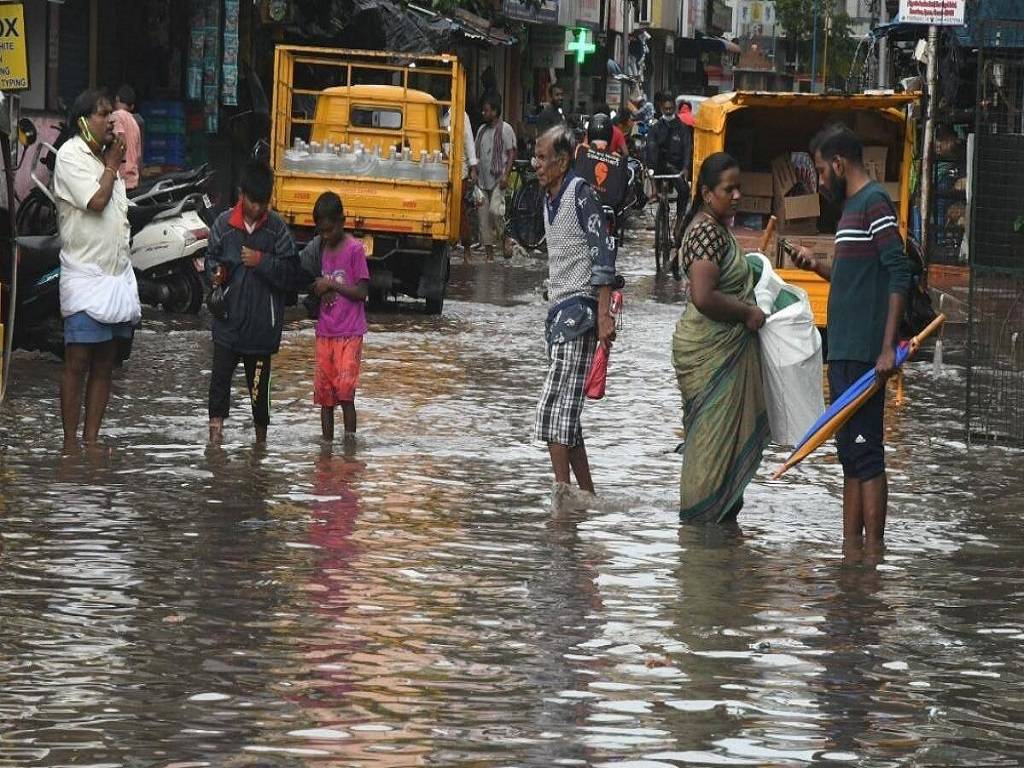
left=141, top=101, right=187, bottom=168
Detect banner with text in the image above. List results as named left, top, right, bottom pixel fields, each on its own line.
left=0, top=3, right=29, bottom=91
left=899, top=0, right=965, bottom=26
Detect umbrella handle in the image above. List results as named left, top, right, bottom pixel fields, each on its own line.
left=759, top=216, right=778, bottom=256
left=908, top=314, right=946, bottom=353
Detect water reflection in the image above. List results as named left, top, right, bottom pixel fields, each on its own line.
left=1, top=244, right=1023, bottom=766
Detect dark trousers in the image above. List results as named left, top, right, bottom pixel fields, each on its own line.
left=672, top=176, right=691, bottom=249
left=208, top=343, right=272, bottom=426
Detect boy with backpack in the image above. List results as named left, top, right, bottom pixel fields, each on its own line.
left=299, top=192, right=370, bottom=441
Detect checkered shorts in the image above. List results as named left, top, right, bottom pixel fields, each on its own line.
left=534, top=331, right=598, bottom=447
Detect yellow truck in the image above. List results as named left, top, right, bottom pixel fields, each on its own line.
left=270, top=46, right=467, bottom=313
left=692, top=91, right=919, bottom=329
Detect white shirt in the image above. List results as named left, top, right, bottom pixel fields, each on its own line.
left=53, top=135, right=140, bottom=324
left=53, top=135, right=131, bottom=276
left=442, top=109, right=478, bottom=180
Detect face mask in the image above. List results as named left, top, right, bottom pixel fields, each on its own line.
left=661, top=113, right=675, bottom=122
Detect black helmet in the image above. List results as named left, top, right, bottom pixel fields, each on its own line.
left=587, top=113, right=613, bottom=146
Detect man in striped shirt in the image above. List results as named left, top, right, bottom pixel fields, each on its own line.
left=793, top=124, right=910, bottom=548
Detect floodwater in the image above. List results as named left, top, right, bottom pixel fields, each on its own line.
left=2, top=232, right=1023, bottom=767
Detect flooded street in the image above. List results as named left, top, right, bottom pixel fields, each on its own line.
left=2, top=234, right=1024, bottom=767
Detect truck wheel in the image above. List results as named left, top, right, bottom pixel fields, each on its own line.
left=422, top=245, right=450, bottom=315
left=163, top=262, right=204, bottom=314
left=425, top=285, right=445, bottom=315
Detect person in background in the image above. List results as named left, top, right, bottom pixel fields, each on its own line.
left=114, top=86, right=143, bottom=158
left=591, top=103, right=628, bottom=157
left=441, top=106, right=478, bottom=252
left=536, top=85, right=567, bottom=134
left=676, top=97, right=696, bottom=127
left=793, top=124, right=910, bottom=549
left=111, top=86, right=142, bottom=190
left=474, top=93, right=517, bottom=260
left=672, top=152, right=768, bottom=524
left=647, top=94, right=693, bottom=276
left=53, top=89, right=141, bottom=451
left=532, top=125, right=617, bottom=511
left=299, top=192, right=370, bottom=443
left=206, top=160, right=302, bottom=444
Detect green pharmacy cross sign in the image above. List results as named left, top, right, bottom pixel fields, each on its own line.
left=566, top=28, right=596, bottom=64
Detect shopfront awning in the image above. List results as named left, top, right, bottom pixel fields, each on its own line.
left=406, top=3, right=517, bottom=48
left=695, top=33, right=742, bottom=55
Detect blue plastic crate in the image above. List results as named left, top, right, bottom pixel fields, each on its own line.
left=141, top=101, right=186, bottom=119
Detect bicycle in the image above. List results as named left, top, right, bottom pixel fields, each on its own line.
left=650, top=172, right=688, bottom=276
left=504, top=158, right=546, bottom=252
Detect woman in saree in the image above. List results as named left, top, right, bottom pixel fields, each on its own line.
left=673, top=152, right=770, bottom=523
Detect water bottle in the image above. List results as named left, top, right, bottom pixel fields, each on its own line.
left=377, top=147, right=397, bottom=179
left=428, top=151, right=448, bottom=182
left=394, top=147, right=414, bottom=180
left=284, top=138, right=308, bottom=171
left=351, top=147, right=376, bottom=176
left=336, top=143, right=354, bottom=176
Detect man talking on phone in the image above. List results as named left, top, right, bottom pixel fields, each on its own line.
left=53, top=90, right=141, bottom=451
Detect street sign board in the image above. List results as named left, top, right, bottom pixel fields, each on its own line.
left=899, top=0, right=965, bottom=26
left=0, top=3, right=29, bottom=91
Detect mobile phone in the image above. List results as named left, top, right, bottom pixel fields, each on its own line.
left=78, top=116, right=98, bottom=147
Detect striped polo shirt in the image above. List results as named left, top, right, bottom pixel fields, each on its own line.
left=827, top=181, right=911, bottom=363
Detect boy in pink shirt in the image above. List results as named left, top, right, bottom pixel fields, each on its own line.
left=300, top=192, right=370, bottom=441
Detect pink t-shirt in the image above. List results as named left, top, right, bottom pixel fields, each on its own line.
left=111, top=109, right=141, bottom=190
left=316, top=237, right=370, bottom=338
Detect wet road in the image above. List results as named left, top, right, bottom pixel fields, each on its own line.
left=2, top=232, right=1024, bottom=767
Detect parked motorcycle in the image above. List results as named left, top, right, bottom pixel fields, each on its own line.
left=20, top=136, right=211, bottom=315
left=5, top=233, right=63, bottom=358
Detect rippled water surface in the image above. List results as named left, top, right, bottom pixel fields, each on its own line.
left=2, top=233, right=1024, bottom=767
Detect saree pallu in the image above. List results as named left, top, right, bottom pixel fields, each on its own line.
left=672, top=233, right=769, bottom=523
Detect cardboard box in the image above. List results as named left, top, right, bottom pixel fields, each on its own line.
left=778, top=234, right=835, bottom=269
left=730, top=226, right=775, bottom=257
left=734, top=213, right=769, bottom=230
left=780, top=218, right=820, bottom=236
left=739, top=172, right=774, bottom=198
left=882, top=181, right=901, bottom=202
left=863, top=146, right=888, bottom=181
left=738, top=194, right=772, bottom=215
left=772, top=155, right=798, bottom=197
left=779, top=193, right=820, bottom=221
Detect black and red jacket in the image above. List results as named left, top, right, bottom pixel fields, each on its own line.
left=204, top=202, right=302, bottom=355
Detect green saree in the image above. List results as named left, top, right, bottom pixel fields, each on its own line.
left=672, top=226, right=769, bottom=523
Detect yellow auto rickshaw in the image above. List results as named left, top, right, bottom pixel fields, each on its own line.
left=691, top=91, right=919, bottom=328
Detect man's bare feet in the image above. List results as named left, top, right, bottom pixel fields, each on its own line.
left=209, top=418, right=224, bottom=444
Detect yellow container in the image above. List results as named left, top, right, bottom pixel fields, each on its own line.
left=692, top=91, right=919, bottom=328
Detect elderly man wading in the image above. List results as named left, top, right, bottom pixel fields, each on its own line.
left=532, top=126, right=617, bottom=510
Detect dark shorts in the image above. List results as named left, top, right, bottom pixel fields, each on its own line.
left=64, top=311, right=134, bottom=345
left=828, top=360, right=885, bottom=481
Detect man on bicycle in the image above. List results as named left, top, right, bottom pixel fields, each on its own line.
left=646, top=94, right=692, bottom=271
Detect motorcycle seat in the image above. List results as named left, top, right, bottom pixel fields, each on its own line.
left=15, top=234, right=62, bottom=283
left=128, top=201, right=179, bottom=237
left=129, top=165, right=207, bottom=199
